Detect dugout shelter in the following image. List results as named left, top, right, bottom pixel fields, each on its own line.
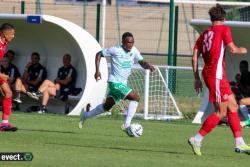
left=0, top=14, right=108, bottom=116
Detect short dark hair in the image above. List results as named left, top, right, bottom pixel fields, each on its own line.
left=0, top=23, right=15, bottom=33
left=63, top=53, right=71, bottom=61
left=209, top=4, right=226, bottom=22
left=31, top=52, right=40, bottom=60
left=240, top=60, right=248, bottom=67
left=122, top=32, right=133, bottom=41
left=6, top=50, right=15, bottom=56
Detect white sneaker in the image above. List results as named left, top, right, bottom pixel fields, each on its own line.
left=235, top=144, right=250, bottom=154
left=79, top=111, right=86, bottom=129
left=79, top=117, right=86, bottom=129
left=27, top=92, right=39, bottom=101
left=13, top=98, right=22, bottom=104
left=37, top=108, right=47, bottom=114
left=78, top=104, right=91, bottom=129
left=188, top=137, right=202, bottom=156
left=38, top=110, right=44, bottom=114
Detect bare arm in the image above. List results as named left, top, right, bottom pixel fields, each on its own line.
left=227, top=42, right=247, bottom=55
left=22, top=62, right=32, bottom=82
left=22, top=70, right=29, bottom=82
left=138, top=60, right=155, bottom=72
left=192, top=48, right=202, bottom=93
left=95, top=51, right=102, bottom=81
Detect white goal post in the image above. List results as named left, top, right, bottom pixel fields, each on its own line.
left=143, top=67, right=183, bottom=120
left=114, top=65, right=185, bottom=120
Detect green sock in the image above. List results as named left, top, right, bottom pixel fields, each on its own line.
left=245, top=119, right=250, bottom=126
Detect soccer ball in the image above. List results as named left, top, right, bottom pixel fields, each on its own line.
left=126, top=123, right=143, bottom=137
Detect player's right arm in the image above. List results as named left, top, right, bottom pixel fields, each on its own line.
left=95, top=51, right=102, bottom=81
left=192, top=48, right=202, bottom=94
left=95, top=47, right=115, bottom=81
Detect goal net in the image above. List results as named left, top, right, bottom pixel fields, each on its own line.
left=113, top=65, right=183, bottom=120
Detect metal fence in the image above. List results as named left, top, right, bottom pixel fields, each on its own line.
left=0, top=1, right=211, bottom=66
left=0, top=0, right=248, bottom=116
left=1, top=1, right=249, bottom=66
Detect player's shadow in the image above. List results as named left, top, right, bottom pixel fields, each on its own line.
left=19, top=128, right=76, bottom=134
left=46, top=142, right=184, bottom=155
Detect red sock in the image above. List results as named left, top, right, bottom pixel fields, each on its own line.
left=199, top=112, right=220, bottom=136
left=227, top=111, right=242, bottom=138
left=2, top=97, right=12, bottom=121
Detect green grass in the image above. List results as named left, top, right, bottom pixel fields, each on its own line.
left=1, top=112, right=250, bottom=167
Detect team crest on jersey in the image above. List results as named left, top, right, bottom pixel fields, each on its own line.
left=223, top=94, right=228, bottom=100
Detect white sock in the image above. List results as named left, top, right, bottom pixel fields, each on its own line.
left=124, top=101, right=138, bottom=128
left=2, top=120, right=8, bottom=124
left=84, top=104, right=105, bottom=119
left=235, top=137, right=245, bottom=147
left=239, top=105, right=250, bottom=119
left=194, top=133, right=204, bottom=142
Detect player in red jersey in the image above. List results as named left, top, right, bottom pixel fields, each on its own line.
left=188, top=5, right=250, bottom=155
left=0, top=23, right=17, bottom=131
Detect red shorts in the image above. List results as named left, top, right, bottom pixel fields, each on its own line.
left=0, top=76, right=7, bottom=85
left=204, top=77, right=232, bottom=103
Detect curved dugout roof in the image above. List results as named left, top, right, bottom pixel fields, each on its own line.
left=0, top=14, right=108, bottom=116
left=190, top=19, right=250, bottom=123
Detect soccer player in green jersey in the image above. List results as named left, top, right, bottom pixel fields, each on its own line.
left=79, top=32, right=155, bottom=134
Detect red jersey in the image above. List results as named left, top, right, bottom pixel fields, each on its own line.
left=194, top=25, right=233, bottom=80
left=0, top=39, right=7, bottom=61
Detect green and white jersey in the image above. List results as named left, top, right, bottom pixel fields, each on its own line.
left=102, top=45, right=143, bottom=85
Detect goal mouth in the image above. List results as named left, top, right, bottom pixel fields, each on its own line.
left=111, top=65, right=185, bottom=121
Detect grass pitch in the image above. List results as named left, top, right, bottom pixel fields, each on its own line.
left=1, top=112, right=250, bottom=167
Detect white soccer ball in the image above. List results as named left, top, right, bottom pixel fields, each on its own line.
left=127, top=123, right=143, bottom=137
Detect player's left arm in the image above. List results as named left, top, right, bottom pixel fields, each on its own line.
left=224, top=26, right=247, bottom=55
left=138, top=60, right=155, bottom=72
left=227, top=42, right=247, bottom=55
left=134, top=47, right=155, bottom=72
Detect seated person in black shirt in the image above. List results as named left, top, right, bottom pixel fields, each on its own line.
left=5, top=50, right=16, bottom=64
left=13, top=52, right=47, bottom=103
left=28, top=53, right=77, bottom=113
left=0, top=51, right=21, bottom=89
left=238, top=60, right=250, bottom=97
